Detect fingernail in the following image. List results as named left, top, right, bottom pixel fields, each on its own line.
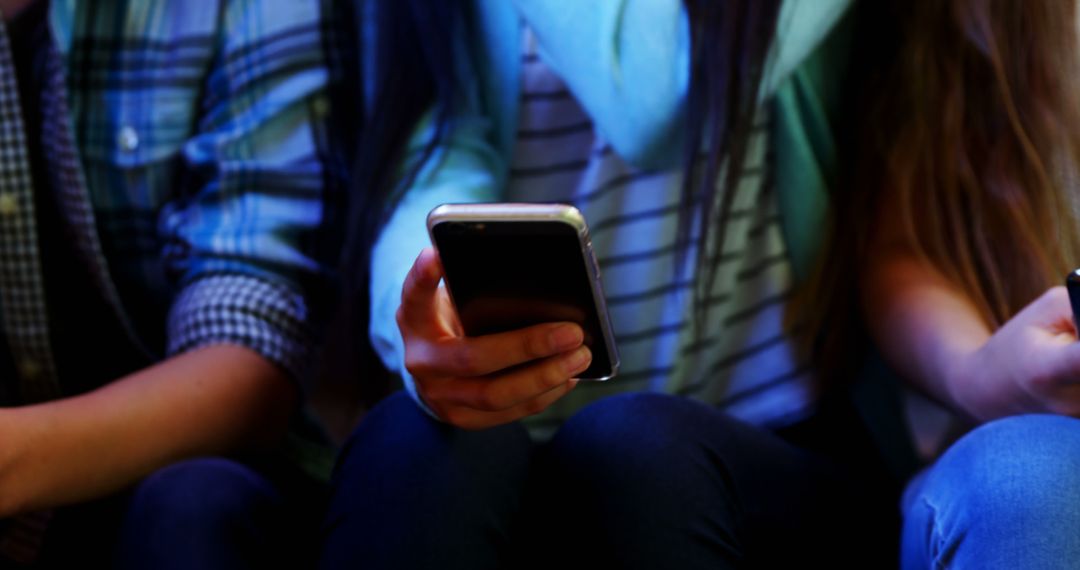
left=550, top=324, right=584, bottom=351
left=564, top=346, right=592, bottom=374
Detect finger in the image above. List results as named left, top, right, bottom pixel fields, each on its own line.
left=422, top=322, right=585, bottom=378
left=441, top=379, right=580, bottom=430
left=1051, top=340, right=1080, bottom=382
left=398, top=248, right=445, bottom=330
left=430, top=346, right=592, bottom=411
left=405, top=322, right=583, bottom=379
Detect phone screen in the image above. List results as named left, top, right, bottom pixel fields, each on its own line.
left=431, top=220, right=615, bottom=379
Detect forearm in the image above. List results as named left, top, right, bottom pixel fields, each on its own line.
left=0, top=345, right=295, bottom=516
left=861, top=247, right=991, bottom=415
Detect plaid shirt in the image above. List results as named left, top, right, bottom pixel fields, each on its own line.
left=0, top=0, right=342, bottom=403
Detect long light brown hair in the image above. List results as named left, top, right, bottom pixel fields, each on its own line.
left=800, top=0, right=1080, bottom=378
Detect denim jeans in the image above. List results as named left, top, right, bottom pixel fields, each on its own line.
left=902, top=414, right=1080, bottom=569
left=320, top=391, right=896, bottom=569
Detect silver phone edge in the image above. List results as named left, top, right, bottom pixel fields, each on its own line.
left=428, top=203, right=587, bottom=232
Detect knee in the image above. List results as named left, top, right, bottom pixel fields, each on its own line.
left=129, top=459, right=279, bottom=525
left=321, top=394, right=533, bottom=568
left=919, top=415, right=1080, bottom=529
left=130, top=457, right=280, bottom=520
left=119, top=459, right=284, bottom=569
left=327, top=391, right=532, bottom=526
left=547, top=393, right=727, bottom=482
left=335, top=391, right=531, bottom=484
left=533, top=393, right=748, bottom=563
left=127, top=458, right=280, bottom=533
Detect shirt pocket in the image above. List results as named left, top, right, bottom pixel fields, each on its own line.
left=79, top=92, right=199, bottom=210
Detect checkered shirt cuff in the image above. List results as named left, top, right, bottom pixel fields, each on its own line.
left=167, top=275, right=313, bottom=390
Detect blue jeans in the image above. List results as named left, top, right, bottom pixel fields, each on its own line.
left=321, top=392, right=897, bottom=569
left=319, top=392, right=534, bottom=569
left=901, top=414, right=1080, bottom=569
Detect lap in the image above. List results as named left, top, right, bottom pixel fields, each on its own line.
left=320, top=392, right=533, bottom=569
left=524, top=392, right=888, bottom=569
left=325, top=391, right=893, bottom=569
left=32, top=457, right=310, bottom=569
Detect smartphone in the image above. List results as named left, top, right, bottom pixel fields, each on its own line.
left=1067, top=269, right=1080, bottom=333
left=427, top=203, right=619, bottom=380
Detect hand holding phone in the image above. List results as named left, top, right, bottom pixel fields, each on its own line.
left=944, top=285, right=1080, bottom=421
left=395, top=248, right=591, bottom=430
left=427, top=203, right=618, bottom=379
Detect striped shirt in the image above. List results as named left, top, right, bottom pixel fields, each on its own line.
left=510, top=29, right=814, bottom=435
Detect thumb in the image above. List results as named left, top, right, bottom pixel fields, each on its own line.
left=398, top=248, right=446, bottom=333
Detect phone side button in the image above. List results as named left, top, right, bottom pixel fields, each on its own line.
left=589, top=249, right=601, bottom=277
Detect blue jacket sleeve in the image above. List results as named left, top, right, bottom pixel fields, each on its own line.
left=368, top=110, right=504, bottom=412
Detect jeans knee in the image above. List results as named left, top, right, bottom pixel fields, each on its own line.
left=321, top=394, right=533, bottom=569
left=119, top=459, right=284, bottom=569
left=531, top=393, right=769, bottom=568
left=128, top=458, right=281, bottom=530
left=961, top=415, right=1080, bottom=506
left=334, top=391, right=531, bottom=485
left=547, top=393, right=731, bottom=483
left=915, top=415, right=1080, bottom=536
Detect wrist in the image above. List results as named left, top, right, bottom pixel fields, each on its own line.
left=403, top=372, right=444, bottom=422
left=941, top=343, right=992, bottom=422
left=0, top=410, right=30, bottom=517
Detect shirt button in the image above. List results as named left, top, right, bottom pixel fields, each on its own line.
left=118, top=126, right=140, bottom=152
left=18, top=358, right=41, bottom=380
left=0, top=193, right=17, bottom=216
left=312, top=97, right=330, bottom=118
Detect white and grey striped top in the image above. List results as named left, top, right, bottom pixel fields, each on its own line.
left=510, top=28, right=815, bottom=436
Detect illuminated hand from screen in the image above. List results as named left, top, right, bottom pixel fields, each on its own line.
left=396, top=248, right=591, bottom=429
left=950, top=286, right=1080, bottom=421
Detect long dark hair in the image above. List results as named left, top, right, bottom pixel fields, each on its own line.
left=344, top=0, right=784, bottom=379
left=680, top=0, right=782, bottom=332
left=343, top=0, right=462, bottom=282
left=336, top=0, right=464, bottom=401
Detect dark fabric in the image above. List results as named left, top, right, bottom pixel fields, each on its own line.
left=518, top=393, right=896, bottom=569
left=3, top=0, right=145, bottom=403
left=29, top=458, right=323, bottom=569
left=319, top=392, right=534, bottom=569
left=0, top=0, right=52, bottom=401
left=31, top=489, right=129, bottom=568
left=321, top=392, right=899, bottom=569
left=8, top=2, right=49, bottom=237
left=118, top=459, right=291, bottom=570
